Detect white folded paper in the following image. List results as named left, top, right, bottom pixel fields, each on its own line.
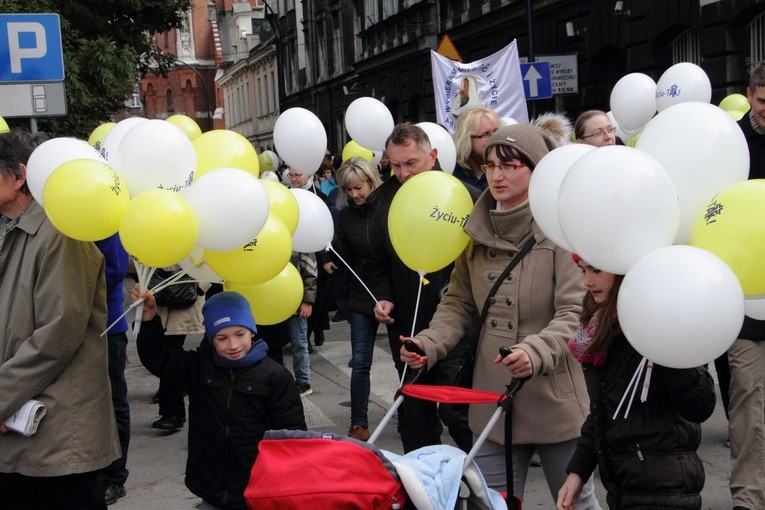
left=4, top=399, right=47, bottom=436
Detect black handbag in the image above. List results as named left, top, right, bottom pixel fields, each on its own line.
left=453, top=235, right=537, bottom=388
left=149, top=268, right=199, bottom=309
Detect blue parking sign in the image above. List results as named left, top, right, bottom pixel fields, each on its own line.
left=0, top=14, right=64, bottom=82
left=520, top=62, right=552, bottom=100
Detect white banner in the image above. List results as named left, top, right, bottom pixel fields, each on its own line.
left=431, top=41, right=529, bottom=133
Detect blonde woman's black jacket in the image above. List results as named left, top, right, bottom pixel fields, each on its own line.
left=137, top=316, right=307, bottom=510
left=566, top=333, right=716, bottom=509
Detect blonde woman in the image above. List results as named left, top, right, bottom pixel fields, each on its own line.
left=331, top=157, right=382, bottom=441
left=452, top=106, right=501, bottom=191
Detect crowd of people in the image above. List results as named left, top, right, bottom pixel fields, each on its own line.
left=1, top=61, right=764, bottom=510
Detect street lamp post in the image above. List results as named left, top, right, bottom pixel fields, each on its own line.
left=171, top=58, right=213, bottom=131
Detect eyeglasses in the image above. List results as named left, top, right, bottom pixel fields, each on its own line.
left=470, top=131, right=495, bottom=140
left=287, top=173, right=304, bottom=180
left=480, top=161, right=527, bottom=173
left=579, top=126, right=617, bottom=139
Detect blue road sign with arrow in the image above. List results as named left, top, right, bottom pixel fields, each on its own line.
left=520, top=61, right=552, bottom=100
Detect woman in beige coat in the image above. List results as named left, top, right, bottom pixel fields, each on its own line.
left=401, top=116, right=601, bottom=509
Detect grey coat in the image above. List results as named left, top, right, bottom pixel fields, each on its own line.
left=0, top=200, right=120, bottom=476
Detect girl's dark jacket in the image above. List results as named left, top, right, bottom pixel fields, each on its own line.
left=137, top=316, right=307, bottom=510
left=566, top=333, right=716, bottom=509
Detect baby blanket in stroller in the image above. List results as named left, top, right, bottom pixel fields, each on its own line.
left=382, top=445, right=507, bottom=510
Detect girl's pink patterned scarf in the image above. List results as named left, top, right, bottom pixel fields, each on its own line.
left=569, top=310, right=608, bottom=366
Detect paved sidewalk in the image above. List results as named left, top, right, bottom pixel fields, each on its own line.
left=114, top=318, right=734, bottom=509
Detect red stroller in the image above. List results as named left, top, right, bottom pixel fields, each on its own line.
left=244, top=358, right=525, bottom=510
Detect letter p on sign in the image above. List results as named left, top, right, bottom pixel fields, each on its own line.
left=8, top=22, right=47, bottom=73
left=0, top=14, right=64, bottom=83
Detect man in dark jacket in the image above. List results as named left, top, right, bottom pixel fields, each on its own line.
left=362, top=122, right=478, bottom=453
left=728, top=61, right=765, bottom=510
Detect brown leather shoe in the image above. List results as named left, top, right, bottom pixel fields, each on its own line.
left=348, top=424, right=370, bottom=442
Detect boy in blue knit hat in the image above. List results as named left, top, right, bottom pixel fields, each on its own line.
left=132, top=288, right=306, bottom=510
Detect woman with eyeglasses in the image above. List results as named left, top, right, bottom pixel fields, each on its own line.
left=574, top=110, right=618, bottom=147
left=401, top=114, right=601, bottom=509
left=452, top=106, right=502, bottom=191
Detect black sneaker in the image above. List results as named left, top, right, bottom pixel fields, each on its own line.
left=104, top=482, right=126, bottom=505
left=152, top=416, right=185, bottom=431
left=314, top=331, right=325, bottom=346
left=298, top=385, right=313, bottom=397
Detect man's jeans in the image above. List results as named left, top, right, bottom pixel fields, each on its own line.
left=286, top=315, right=310, bottom=387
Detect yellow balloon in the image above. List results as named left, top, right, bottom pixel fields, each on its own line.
left=43, top=159, right=129, bottom=241
left=690, top=180, right=765, bottom=297
left=719, top=93, right=750, bottom=114
left=119, top=189, right=199, bottom=267
left=166, top=114, right=202, bottom=140
left=388, top=171, right=472, bottom=274
left=204, top=215, right=292, bottom=284
left=726, top=110, right=747, bottom=122
left=0, top=115, right=9, bottom=133
left=192, top=129, right=259, bottom=179
left=224, top=263, right=303, bottom=325
left=342, top=140, right=374, bottom=163
left=261, top=180, right=299, bottom=234
left=258, top=152, right=273, bottom=172
left=88, top=122, right=116, bottom=152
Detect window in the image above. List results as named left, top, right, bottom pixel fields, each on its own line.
left=333, top=12, right=343, bottom=73
left=750, top=12, right=765, bottom=66
left=364, top=0, right=377, bottom=29
left=671, top=29, right=700, bottom=65
left=166, top=89, right=174, bottom=112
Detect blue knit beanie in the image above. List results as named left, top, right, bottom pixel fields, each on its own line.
left=202, top=291, right=257, bottom=341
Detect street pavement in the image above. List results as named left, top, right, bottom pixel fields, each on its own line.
left=115, top=317, right=734, bottom=509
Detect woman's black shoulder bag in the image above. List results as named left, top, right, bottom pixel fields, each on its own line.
left=453, top=235, right=537, bottom=388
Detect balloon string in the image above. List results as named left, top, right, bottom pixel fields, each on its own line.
left=101, top=265, right=199, bottom=337
left=131, top=261, right=157, bottom=338
left=640, top=360, right=654, bottom=402
left=613, top=356, right=647, bottom=420
left=399, top=274, right=425, bottom=387
left=326, top=246, right=380, bottom=303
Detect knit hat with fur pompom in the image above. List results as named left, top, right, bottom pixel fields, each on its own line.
left=483, top=112, right=572, bottom=168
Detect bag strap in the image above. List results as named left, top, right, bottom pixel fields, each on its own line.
left=467, top=235, right=537, bottom=353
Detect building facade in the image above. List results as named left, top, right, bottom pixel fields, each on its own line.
left=138, top=0, right=223, bottom=133
left=271, top=0, right=764, bottom=153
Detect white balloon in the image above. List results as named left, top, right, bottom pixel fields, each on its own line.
left=618, top=245, right=744, bottom=368
left=500, top=116, right=518, bottom=127
left=182, top=168, right=270, bottom=251
left=371, top=150, right=383, bottom=167
left=655, top=62, right=712, bottom=112
left=416, top=122, right=457, bottom=174
left=100, top=117, right=147, bottom=163
left=26, top=138, right=106, bottom=205
left=273, top=108, right=327, bottom=175
left=178, top=246, right=223, bottom=283
left=558, top=146, right=680, bottom=274
left=112, top=119, right=196, bottom=196
left=609, top=73, right=657, bottom=133
left=290, top=188, right=334, bottom=252
left=529, top=144, right=595, bottom=252
left=606, top=111, right=630, bottom=142
left=636, top=101, right=749, bottom=243
left=744, top=297, right=765, bottom=320
left=345, top=97, right=394, bottom=151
